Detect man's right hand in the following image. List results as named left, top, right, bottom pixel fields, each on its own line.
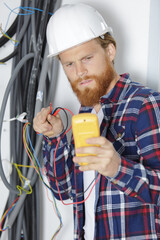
left=33, top=107, right=64, bottom=138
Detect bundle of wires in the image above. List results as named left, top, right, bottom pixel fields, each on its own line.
left=0, top=0, right=62, bottom=239
left=23, top=121, right=63, bottom=239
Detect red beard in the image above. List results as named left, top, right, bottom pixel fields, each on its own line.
left=68, top=60, right=115, bottom=106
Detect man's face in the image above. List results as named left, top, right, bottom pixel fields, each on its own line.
left=59, top=39, right=116, bottom=106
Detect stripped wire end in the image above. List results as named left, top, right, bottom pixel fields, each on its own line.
left=3, top=112, right=28, bottom=123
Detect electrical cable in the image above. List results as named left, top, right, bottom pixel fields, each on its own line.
left=0, top=14, right=31, bottom=63
left=0, top=1, right=61, bottom=239
left=26, top=0, right=53, bottom=123
left=31, top=0, right=37, bottom=53
left=27, top=106, right=101, bottom=202
left=22, top=215, right=28, bottom=240
left=15, top=206, right=24, bottom=240
left=53, top=133, right=101, bottom=206
left=23, top=121, right=63, bottom=238
left=0, top=16, right=18, bottom=47
left=0, top=48, right=18, bottom=63
left=3, top=104, right=101, bottom=238
left=0, top=25, right=18, bottom=46
left=0, top=52, right=34, bottom=194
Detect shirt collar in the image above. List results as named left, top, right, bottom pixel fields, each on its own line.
left=100, top=73, right=131, bottom=104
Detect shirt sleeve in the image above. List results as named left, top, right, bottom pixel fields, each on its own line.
left=108, top=92, right=160, bottom=205
left=42, top=133, right=74, bottom=200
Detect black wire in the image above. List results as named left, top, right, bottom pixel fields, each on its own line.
left=50, top=171, right=99, bottom=201
left=0, top=17, right=18, bottom=47
left=26, top=0, right=52, bottom=123
left=0, top=48, right=18, bottom=63
left=0, top=1, right=59, bottom=239
left=26, top=105, right=97, bottom=201
left=22, top=216, right=28, bottom=240
left=45, top=107, right=100, bottom=201
left=41, top=167, right=99, bottom=201
left=51, top=107, right=69, bottom=133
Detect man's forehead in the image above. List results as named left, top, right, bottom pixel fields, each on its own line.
left=59, top=39, right=100, bottom=62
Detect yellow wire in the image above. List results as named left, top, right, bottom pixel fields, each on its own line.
left=23, top=124, right=39, bottom=171
left=23, top=123, right=43, bottom=181
left=13, top=163, right=32, bottom=196
left=13, top=164, right=34, bottom=168
left=23, top=123, right=62, bottom=239
left=0, top=24, right=19, bottom=44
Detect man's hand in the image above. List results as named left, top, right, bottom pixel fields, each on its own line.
left=33, top=107, right=63, bottom=138
left=73, top=136, right=121, bottom=177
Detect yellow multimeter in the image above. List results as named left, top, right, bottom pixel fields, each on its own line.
left=72, top=113, right=100, bottom=165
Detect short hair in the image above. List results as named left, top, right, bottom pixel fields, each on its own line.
left=96, top=33, right=116, bottom=50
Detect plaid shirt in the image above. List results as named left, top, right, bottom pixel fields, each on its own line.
left=43, top=73, right=160, bottom=240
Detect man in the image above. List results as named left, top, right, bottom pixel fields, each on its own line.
left=33, top=3, right=160, bottom=240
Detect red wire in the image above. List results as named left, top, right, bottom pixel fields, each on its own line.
left=35, top=103, right=101, bottom=205
left=52, top=108, right=101, bottom=206
left=49, top=102, right=52, bottom=114
left=0, top=196, right=20, bottom=231
left=53, top=109, right=61, bottom=116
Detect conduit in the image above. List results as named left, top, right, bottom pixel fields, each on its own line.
left=0, top=0, right=62, bottom=239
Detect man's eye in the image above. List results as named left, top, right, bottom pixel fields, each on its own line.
left=66, top=63, right=73, bottom=67
left=83, top=56, right=93, bottom=62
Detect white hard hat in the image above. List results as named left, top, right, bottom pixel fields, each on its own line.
left=46, top=3, right=112, bottom=57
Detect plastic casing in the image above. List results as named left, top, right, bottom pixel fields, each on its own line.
left=72, top=113, right=100, bottom=165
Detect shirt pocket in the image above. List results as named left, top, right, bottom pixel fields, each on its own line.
left=107, top=124, right=125, bottom=154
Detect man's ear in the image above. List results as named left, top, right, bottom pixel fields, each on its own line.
left=105, top=43, right=116, bottom=62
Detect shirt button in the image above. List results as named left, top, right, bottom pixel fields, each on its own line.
left=48, top=141, right=52, bottom=146
left=113, top=180, right=118, bottom=184
left=116, top=133, right=122, bottom=140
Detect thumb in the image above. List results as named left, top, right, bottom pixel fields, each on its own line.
left=47, top=113, right=62, bottom=125
left=47, top=114, right=56, bottom=125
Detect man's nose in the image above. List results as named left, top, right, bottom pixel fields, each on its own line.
left=75, top=62, right=87, bottom=78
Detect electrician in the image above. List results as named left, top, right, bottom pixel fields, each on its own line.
left=33, top=3, right=160, bottom=240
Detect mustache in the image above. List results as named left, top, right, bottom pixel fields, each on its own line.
left=70, top=75, right=97, bottom=84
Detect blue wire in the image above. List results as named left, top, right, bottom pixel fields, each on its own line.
left=26, top=125, right=63, bottom=227
left=0, top=27, right=19, bottom=47
left=3, top=3, right=53, bottom=46
left=1, top=204, right=16, bottom=231
left=2, top=5, right=20, bottom=46
left=26, top=125, right=44, bottom=179
left=4, top=3, right=53, bottom=17
left=51, top=191, right=63, bottom=226
left=20, top=6, right=53, bottom=15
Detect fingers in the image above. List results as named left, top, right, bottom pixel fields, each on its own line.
left=73, top=136, right=120, bottom=177
left=73, top=155, right=100, bottom=165
left=73, top=155, right=105, bottom=173
left=86, top=136, right=110, bottom=147
left=33, top=107, right=64, bottom=137
left=75, top=137, right=112, bottom=156
left=75, top=147, right=101, bottom=159
left=33, top=107, right=51, bottom=133
left=34, top=121, right=52, bottom=134
left=37, top=107, right=51, bottom=124
left=47, top=113, right=61, bottom=125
